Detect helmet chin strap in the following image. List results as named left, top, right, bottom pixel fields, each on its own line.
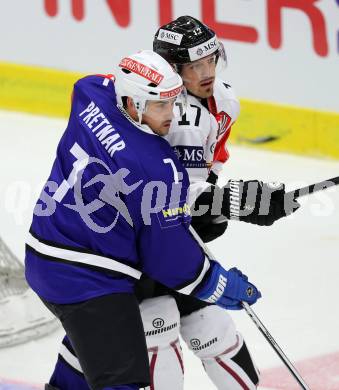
left=131, top=96, right=146, bottom=124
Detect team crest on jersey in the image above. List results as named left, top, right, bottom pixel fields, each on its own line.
left=172, top=145, right=207, bottom=169
left=215, top=111, right=232, bottom=138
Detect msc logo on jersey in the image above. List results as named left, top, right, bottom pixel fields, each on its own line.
left=173, top=145, right=207, bottom=168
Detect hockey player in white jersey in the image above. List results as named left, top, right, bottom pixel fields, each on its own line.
left=134, top=16, right=301, bottom=390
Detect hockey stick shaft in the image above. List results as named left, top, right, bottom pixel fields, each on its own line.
left=242, top=302, right=311, bottom=389
left=188, top=226, right=311, bottom=389
left=287, top=176, right=339, bottom=199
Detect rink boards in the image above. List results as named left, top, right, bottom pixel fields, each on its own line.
left=1, top=62, right=339, bottom=160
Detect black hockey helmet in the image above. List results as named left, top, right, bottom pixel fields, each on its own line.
left=153, top=15, right=225, bottom=65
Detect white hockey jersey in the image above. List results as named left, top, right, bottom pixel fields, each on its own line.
left=209, top=78, right=240, bottom=175
left=165, top=93, right=218, bottom=184
left=165, top=78, right=239, bottom=202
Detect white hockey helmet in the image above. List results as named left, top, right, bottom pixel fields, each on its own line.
left=115, top=50, right=185, bottom=122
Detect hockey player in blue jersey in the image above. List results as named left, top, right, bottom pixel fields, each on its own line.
left=25, top=50, right=260, bottom=390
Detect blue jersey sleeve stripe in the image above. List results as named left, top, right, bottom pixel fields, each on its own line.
left=26, top=232, right=141, bottom=280
left=28, top=228, right=134, bottom=264
left=29, top=228, right=141, bottom=273
left=176, top=256, right=210, bottom=295
left=26, top=245, right=130, bottom=279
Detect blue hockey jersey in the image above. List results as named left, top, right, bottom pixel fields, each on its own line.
left=25, top=75, right=210, bottom=304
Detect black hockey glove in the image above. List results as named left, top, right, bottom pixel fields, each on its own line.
left=220, top=180, right=300, bottom=226
left=191, top=215, right=228, bottom=243
left=191, top=185, right=228, bottom=242
left=206, top=171, right=218, bottom=185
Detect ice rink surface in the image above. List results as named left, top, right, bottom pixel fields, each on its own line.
left=0, top=110, right=338, bottom=389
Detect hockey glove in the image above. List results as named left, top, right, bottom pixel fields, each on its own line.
left=194, top=261, right=261, bottom=310
left=221, top=180, right=300, bottom=226
left=206, top=171, right=218, bottom=185
left=191, top=185, right=228, bottom=242
left=191, top=215, right=228, bottom=243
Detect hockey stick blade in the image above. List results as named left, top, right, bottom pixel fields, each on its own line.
left=242, top=302, right=311, bottom=390
left=188, top=226, right=311, bottom=389
left=287, top=176, right=339, bottom=199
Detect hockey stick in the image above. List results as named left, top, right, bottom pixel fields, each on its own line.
left=287, top=175, right=339, bottom=199
left=189, top=226, right=311, bottom=389
left=242, top=302, right=310, bottom=390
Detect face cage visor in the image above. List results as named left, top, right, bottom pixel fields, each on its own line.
left=134, top=86, right=188, bottom=124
